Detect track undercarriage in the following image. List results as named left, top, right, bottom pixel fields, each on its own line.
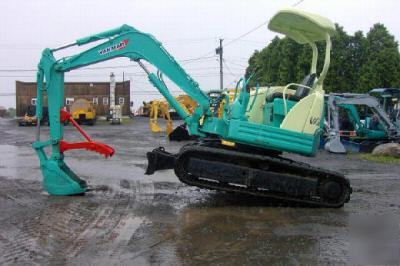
left=146, top=141, right=352, bottom=208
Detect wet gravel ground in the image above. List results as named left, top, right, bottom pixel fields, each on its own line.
left=0, top=117, right=399, bottom=265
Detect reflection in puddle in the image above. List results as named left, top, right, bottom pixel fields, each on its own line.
left=172, top=204, right=347, bottom=265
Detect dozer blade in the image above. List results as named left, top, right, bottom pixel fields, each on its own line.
left=145, top=147, right=176, bottom=175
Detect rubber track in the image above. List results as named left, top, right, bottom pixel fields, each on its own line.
left=174, top=143, right=352, bottom=208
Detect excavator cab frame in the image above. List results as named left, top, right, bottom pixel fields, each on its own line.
left=369, top=88, right=400, bottom=126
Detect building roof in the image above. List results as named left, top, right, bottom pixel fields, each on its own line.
left=16, top=80, right=130, bottom=85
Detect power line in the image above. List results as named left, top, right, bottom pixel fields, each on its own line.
left=224, top=60, right=248, bottom=68
left=224, top=22, right=269, bottom=48
left=224, top=38, right=267, bottom=45
left=222, top=0, right=305, bottom=48
left=223, top=60, right=241, bottom=78
left=0, top=66, right=216, bottom=78
left=292, top=0, right=305, bottom=7
left=0, top=55, right=218, bottom=74
left=0, top=38, right=216, bottom=50
left=0, top=1, right=305, bottom=75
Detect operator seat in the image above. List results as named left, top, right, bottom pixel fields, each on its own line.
left=266, top=73, right=317, bottom=102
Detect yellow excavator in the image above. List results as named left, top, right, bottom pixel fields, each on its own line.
left=149, top=94, right=197, bottom=134
left=19, top=105, right=49, bottom=126
left=149, top=99, right=173, bottom=134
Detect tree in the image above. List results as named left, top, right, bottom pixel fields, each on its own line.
left=358, top=23, right=400, bottom=90
left=246, top=37, right=282, bottom=87
left=347, top=31, right=366, bottom=92
left=277, top=38, right=300, bottom=85
left=323, top=24, right=353, bottom=93
left=245, top=22, right=400, bottom=94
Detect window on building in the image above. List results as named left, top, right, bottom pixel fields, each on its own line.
left=31, top=98, right=37, bottom=106
left=103, top=97, right=109, bottom=105
left=119, top=97, right=125, bottom=105
left=93, top=97, right=98, bottom=105
left=66, top=97, right=74, bottom=105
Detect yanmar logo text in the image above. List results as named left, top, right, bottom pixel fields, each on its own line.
left=99, top=39, right=129, bottom=55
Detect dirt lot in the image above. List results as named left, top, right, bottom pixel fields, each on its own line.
left=0, top=117, right=399, bottom=265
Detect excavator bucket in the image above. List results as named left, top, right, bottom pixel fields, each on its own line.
left=33, top=145, right=87, bottom=195
left=42, top=161, right=87, bottom=195
left=150, top=120, right=162, bottom=133
left=33, top=110, right=114, bottom=195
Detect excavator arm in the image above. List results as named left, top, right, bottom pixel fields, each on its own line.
left=37, top=25, right=210, bottom=137
left=34, top=25, right=212, bottom=195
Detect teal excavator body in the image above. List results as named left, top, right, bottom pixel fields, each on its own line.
left=33, top=8, right=351, bottom=207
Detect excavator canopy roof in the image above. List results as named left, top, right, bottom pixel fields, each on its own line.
left=268, top=7, right=335, bottom=44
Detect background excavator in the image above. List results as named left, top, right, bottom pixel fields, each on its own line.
left=369, top=88, right=400, bottom=126
left=19, top=105, right=49, bottom=126
left=33, top=8, right=351, bottom=207
left=324, top=93, right=400, bottom=153
left=149, top=98, right=174, bottom=134
left=149, top=94, right=197, bottom=135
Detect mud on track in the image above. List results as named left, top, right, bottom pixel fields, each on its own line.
left=0, top=117, right=399, bottom=265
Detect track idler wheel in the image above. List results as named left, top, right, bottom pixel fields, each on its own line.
left=319, top=180, right=343, bottom=202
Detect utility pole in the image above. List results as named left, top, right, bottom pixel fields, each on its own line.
left=215, top=39, right=223, bottom=90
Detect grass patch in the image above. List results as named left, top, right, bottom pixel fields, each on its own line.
left=360, top=153, right=400, bottom=164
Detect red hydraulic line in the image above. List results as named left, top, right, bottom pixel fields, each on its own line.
left=60, top=109, right=92, bottom=141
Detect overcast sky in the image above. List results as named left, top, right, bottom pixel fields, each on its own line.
left=0, top=0, right=399, bottom=109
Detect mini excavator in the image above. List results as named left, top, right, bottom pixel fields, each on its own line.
left=149, top=95, right=197, bottom=135
left=149, top=99, right=174, bottom=134
left=33, top=8, right=351, bottom=207
left=324, top=93, right=400, bottom=153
